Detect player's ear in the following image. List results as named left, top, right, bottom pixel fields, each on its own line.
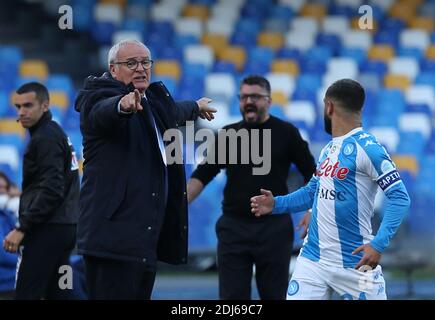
left=325, top=99, right=334, bottom=117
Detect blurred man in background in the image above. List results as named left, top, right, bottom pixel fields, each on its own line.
left=187, top=75, right=316, bottom=300
left=251, top=79, right=411, bottom=300
left=3, top=82, right=80, bottom=300
left=75, top=39, right=216, bottom=300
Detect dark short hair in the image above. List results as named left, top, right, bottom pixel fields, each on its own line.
left=325, top=79, right=365, bottom=113
left=240, top=75, right=271, bottom=95
left=16, top=82, right=49, bottom=104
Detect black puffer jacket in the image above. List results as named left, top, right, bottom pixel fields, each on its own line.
left=18, top=111, right=80, bottom=231
left=74, top=72, right=199, bottom=266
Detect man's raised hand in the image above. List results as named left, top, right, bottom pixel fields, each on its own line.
left=120, top=89, right=143, bottom=113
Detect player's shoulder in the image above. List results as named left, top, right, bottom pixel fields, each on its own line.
left=351, top=130, right=385, bottom=153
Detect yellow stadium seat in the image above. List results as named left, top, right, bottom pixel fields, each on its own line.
left=183, top=4, right=209, bottom=21
left=392, top=155, right=418, bottom=176
left=202, top=33, right=228, bottom=56
left=384, top=74, right=410, bottom=91
left=218, top=46, right=246, bottom=71
left=389, top=2, right=416, bottom=24
left=350, top=17, right=378, bottom=32
left=271, top=59, right=299, bottom=76
left=20, top=60, right=49, bottom=80
left=426, top=45, right=435, bottom=59
left=410, top=17, right=434, bottom=31
left=154, top=60, right=181, bottom=81
left=0, top=119, right=26, bottom=138
left=257, top=32, right=284, bottom=51
left=49, top=91, right=69, bottom=109
left=271, top=91, right=288, bottom=106
left=368, top=45, right=395, bottom=62
left=300, top=4, right=326, bottom=20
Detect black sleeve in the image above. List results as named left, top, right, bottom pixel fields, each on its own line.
left=175, top=101, right=200, bottom=126
left=87, top=94, right=131, bottom=134
left=18, top=136, right=67, bottom=231
left=289, top=126, right=317, bottom=183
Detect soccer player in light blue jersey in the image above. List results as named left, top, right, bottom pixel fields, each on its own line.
left=251, top=79, right=411, bottom=300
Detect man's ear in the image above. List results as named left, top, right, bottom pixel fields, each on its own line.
left=326, top=99, right=334, bottom=117
left=42, top=100, right=49, bottom=112
left=109, top=64, right=116, bottom=78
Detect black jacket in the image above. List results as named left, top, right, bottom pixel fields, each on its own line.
left=74, top=72, right=199, bottom=266
left=18, top=111, right=80, bottom=232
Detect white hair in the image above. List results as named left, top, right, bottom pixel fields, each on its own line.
left=107, top=39, right=151, bottom=68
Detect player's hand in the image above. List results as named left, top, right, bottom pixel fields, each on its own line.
left=297, top=210, right=311, bottom=239
left=3, top=229, right=24, bottom=253
left=250, top=189, right=275, bottom=217
left=120, top=89, right=143, bottom=113
left=196, top=97, right=216, bottom=121
left=353, top=244, right=381, bottom=270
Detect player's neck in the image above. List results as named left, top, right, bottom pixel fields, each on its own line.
left=332, top=116, right=362, bottom=138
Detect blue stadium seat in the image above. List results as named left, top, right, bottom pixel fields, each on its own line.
left=0, top=91, right=8, bottom=117
left=360, top=60, right=388, bottom=78
left=380, top=18, right=405, bottom=34
left=415, top=72, right=435, bottom=88
left=374, top=30, right=399, bottom=48
left=91, top=21, right=117, bottom=45
left=230, top=31, right=256, bottom=49
left=305, top=46, right=333, bottom=65
left=212, top=61, right=237, bottom=74
left=396, top=132, right=426, bottom=156
left=268, top=5, right=294, bottom=20
left=235, top=18, right=261, bottom=37
left=248, top=46, right=274, bottom=68
left=328, top=4, right=354, bottom=17
left=397, top=47, right=423, bottom=62
left=121, top=18, right=147, bottom=35
left=296, top=73, right=322, bottom=93
left=241, top=3, right=269, bottom=20
left=173, top=34, right=199, bottom=51
left=276, top=48, right=301, bottom=62
left=72, top=4, right=93, bottom=32
left=316, top=33, right=341, bottom=55
left=339, top=47, right=367, bottom=67
left=0, top=46, right=22, bottom=66
left=269, top=105, right=285, bottom=119
left=46, top=74, right=74, bottom=94
left=420, top=59, right=435, bottom=73
left=405, top=103, right=432, bottom=116
left=159, top=46, right=183, bottom=61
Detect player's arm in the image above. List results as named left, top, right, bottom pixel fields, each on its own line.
left=353, top=139, right=411, bottom=269
left=371, top=173, right=410, bottom=253
left=251, top=176, right=318, bottom=216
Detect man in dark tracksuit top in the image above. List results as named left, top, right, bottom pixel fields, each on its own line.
left=75, top=39, right=216, bottom=299
left=3, top=82, right=79, bottom=299
left=188, top=75, right=316, bottom=300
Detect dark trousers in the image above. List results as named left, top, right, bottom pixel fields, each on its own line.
left=14, top=224, right=76, bottom=300
left=84, top=255, right=156, bottom=300
left=216, top=214, right=293, bottom=300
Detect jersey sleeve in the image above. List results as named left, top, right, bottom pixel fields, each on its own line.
left=358, top=137, right=411, bottom=253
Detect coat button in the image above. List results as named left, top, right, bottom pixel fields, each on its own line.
left=152, top=192, right=156, bottom=197
left=142, top=258, right=147, bottom=262
left=147, top=226, right=152, bottom=230
left=183, top=191, right=187, bottom=195
left=183, top=225, right=187, bottom=230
